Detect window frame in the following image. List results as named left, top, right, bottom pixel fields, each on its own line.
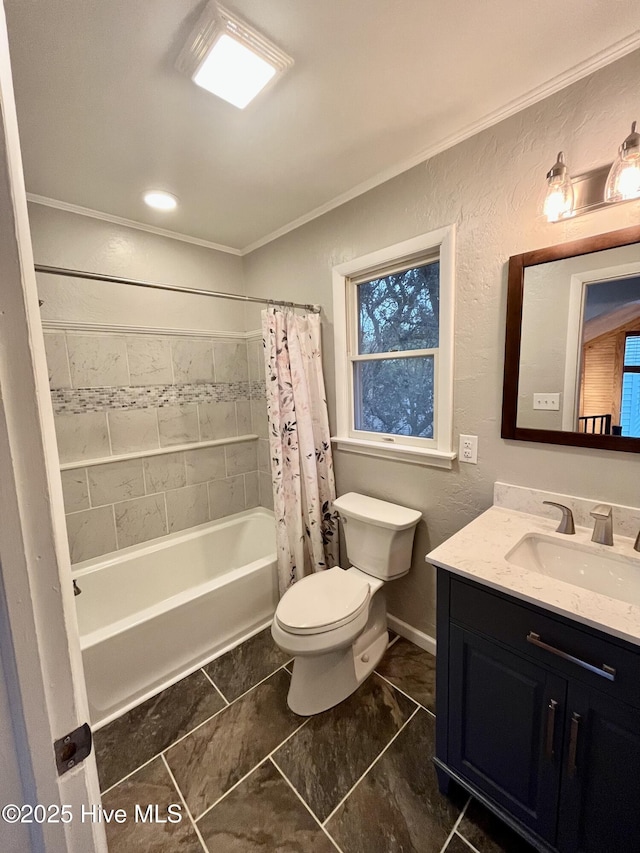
left=332, top=226, right=456, bottom=469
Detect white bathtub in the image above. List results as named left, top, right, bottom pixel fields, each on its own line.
left=72, top=508, right=278, bottom=728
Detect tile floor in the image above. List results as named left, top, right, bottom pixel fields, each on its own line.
left=95, top=628, right=537, bottom=853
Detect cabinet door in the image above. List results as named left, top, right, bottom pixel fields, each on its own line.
left=448, top=625, right=566, bottom=843
left=557, top=683, right=640, bottom=853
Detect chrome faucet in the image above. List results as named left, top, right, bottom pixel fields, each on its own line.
left=590, top=504, right=613, bottom=546
left=543, top=501, right=575, bottom=534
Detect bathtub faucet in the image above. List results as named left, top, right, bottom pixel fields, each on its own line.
left=73, top=579, right=82, bottom=596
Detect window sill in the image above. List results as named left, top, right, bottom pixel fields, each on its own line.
left=331, top=436, right=456, bottom=469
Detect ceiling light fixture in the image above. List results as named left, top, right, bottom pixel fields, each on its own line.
left=176, top=2, right=293, bottom=109
left=543, top=120, right=640, bottom=223
left=143, top=190, right=178, bottom=211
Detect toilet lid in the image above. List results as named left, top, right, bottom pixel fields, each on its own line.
left=275, top=566, right=371, bottom=635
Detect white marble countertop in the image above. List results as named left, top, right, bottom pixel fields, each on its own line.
left=426, top=506, right=640, bottom=648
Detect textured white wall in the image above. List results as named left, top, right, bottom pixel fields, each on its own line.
left=242, top=50, right=640, bottom=638
left=29, top=204, right=247, bottom=332
left=517, top=261, right=571, bottom=431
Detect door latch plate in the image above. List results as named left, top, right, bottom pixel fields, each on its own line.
left=54, top=723, right=92, bottom=776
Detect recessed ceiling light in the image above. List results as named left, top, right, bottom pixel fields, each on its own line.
left=143, top=190, right=178, bottom=211
left=176, top=2, right=293, bottom=110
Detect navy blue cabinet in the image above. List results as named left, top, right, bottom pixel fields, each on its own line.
left=556, top=682, right=640, bottom=853
left=435, top=569, right=640, bottom=853
left=448, top=625, right=565, bottom=843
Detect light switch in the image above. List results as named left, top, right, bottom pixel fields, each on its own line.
left=533, top=393, right=560, bottom=411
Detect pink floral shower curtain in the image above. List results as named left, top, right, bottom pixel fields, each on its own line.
left=262, top=307, right=338, bottom=596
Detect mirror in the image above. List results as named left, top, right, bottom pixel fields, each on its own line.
left=502, top=224, right=640, bottom=452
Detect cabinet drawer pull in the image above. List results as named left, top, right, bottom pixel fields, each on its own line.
left=568, top=712, right=581, bottom=778
left=545, top=699, right=558, bottom=759
left=526, top=632, right=616, bottom=681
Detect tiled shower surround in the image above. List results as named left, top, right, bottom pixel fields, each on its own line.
left=44, top=329, right=272, bottom=563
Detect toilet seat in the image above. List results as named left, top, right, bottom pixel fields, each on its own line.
left=275, top=566, right=370, bottom=635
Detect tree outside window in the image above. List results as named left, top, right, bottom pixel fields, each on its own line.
left=352, top=260, right=440, bottom=439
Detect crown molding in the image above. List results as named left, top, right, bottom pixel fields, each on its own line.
left=26, top=194, right=242, bottom=256
left=241, top=32, right=640, bottom=254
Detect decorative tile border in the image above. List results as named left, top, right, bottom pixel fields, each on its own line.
left=51, top=381, right=266, bottom=414
left=249, top=380, right=266, bottom=398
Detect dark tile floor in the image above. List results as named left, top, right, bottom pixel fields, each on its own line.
left=96, top=630, right=538, bottom=853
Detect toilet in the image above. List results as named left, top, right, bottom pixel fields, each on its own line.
left=271, top=492, right=421, bottom=715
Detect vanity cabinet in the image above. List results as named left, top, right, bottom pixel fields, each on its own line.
left=555, top=682, right=640, bottom=853
left=435, top=568, right=640, bottom=853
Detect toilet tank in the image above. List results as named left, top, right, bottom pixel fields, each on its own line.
left=333, top=493, right=422, bottom=580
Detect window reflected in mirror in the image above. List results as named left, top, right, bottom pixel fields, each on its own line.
left=621, top=333, right=640, bottom=435
left=579, top=277, right=640, bottom=437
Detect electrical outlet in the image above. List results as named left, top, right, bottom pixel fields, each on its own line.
left=458, top=434, right=478, bottom=464
left=533, top=393, right=560, bottom=411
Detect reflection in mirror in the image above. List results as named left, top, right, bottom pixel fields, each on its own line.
left=581, top=279, right=640, bottom=436
left=517, top=243, right=640, bottom=437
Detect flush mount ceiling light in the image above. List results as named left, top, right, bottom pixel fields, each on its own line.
left=543, top=120, right=640, bottom=223
left=143, top=190, right=178, bottom=211
left=176, top=2, right=293, bottom=109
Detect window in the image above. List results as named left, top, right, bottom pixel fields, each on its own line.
left=620, top=333, right=640, bottom=437
left=353, top=260, right=439, bottom=440
left=332, top=227, right=456, bottom=468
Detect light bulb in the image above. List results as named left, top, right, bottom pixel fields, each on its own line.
left=605, top=121, right=640, bottom=203
left=543, top=152, right=574, bottom=222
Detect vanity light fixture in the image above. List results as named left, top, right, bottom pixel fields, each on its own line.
left=175, top=2, right=294, bottom=109
left=544, top=120, right=640, bottom=223
left=543, top=152, right=574, bottom=222
left=605, top=121, right=640, bottom=203
left=143, top=190, right=178, bottom=211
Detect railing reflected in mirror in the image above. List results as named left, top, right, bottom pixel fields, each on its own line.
left=502, top=224, right=640, bottom=452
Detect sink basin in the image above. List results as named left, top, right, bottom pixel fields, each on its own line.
left=506, top=533, right=640, bottom=604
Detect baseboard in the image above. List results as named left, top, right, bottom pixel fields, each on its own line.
left=387, top=614, right=436, bottom=656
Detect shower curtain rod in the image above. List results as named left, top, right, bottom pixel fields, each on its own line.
left=34, top=264, right=322, bottom=313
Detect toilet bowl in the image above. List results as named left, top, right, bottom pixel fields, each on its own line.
left=271, top=493, right=421, bottom=716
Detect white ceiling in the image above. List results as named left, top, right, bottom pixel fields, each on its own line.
left=5, top=1, right=640, bottom=252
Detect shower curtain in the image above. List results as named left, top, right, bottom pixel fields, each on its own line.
left=262, top=307, right=338, bottom=595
